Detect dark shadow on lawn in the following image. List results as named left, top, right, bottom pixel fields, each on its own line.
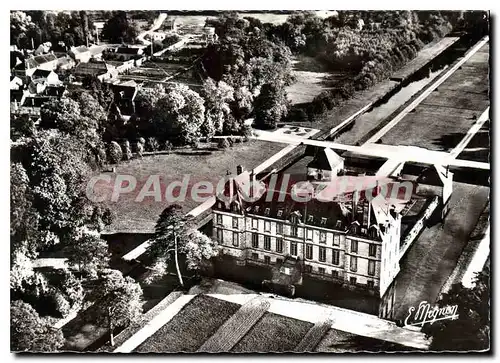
left=432, top=132, right=467, bottom=150
left=174, top=151, right=213, bottom=156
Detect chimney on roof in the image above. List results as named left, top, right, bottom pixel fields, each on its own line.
left=236, top=164, right=244, bottom=175
left=352, top=189, right=359, bottom=220
left=249, top=169, right=256, bottom=199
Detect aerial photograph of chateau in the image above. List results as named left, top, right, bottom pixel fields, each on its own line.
left=10, top=9, right=490, bottom=353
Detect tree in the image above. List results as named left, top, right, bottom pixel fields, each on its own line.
left=11, top=300, right=64, bottom=352
left=86, top=269, right=143, bottom=346
left=40, top=96, right=101, bottom=144
left=134, top=84, right=168, bottom=121
left=66, top=229, right=110, bottom=277
left=10, top=11, right=38, bottom=49
left=147, top=205, right=218, bottom=286
left=107, top=141, right=123, bottom=164
left=253, top=83, right=289, bottom=129
left=201, top=78, right=235, bottom=136
left=151, top=84, right=206, bottom=145
left=422, top=268, right=490, bottom=351
left=102, top=11, right=139, bottom=44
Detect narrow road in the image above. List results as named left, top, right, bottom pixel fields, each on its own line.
left=136, top=12, right=168, bottom=46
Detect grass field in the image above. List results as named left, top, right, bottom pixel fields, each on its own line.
left=96, top=140, right=286, bottom=233
left=286, top=55, right=346, bottom=106
left=135, top=294, right=240, bottom=352
left=231, top=312, right=313, bottom=352
left=381, top=43, right=489, bottom=151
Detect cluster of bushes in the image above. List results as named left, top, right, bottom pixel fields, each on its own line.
left=216, top=134, right=250, bottom=149
left=106, top=137, right=175, bottom=164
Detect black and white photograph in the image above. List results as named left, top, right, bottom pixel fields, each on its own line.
left=8, top=6, right=491, bottom=354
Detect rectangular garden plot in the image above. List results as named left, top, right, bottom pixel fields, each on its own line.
left=134, top=294, right=240, bottom=353
left=231, top=312, right=313, bottom=353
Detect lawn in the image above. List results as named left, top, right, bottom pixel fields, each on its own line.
left=381, top=42, right=489, bottom=151
left=134, top=294, right=240, bottom=352
left=286, top=55, right=345, bottom=106
left=95, top=140, right=286, bottom=233
left=231, top=312, right=313, bottom=352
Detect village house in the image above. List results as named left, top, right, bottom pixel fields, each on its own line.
left=10, top=75, right=23, bottom=90
left=113, top=46, right=145, bottom=61
left=72, top=60, right=117, bottom=82
left=31, top=69, right=61, bottom=86
left=69, top=45, right=92, bottom=63
left=107, top=80, right=138, bottom=116
left=15, top=53, right=60, bottom=77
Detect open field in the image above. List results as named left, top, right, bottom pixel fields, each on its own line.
left=97, top=140, right=286, bottom=233
left=393, top=181, right=490, bottom=320
left=381, top=43, right=489, bottom=152
left=231, top=312, right=313, bottom=352
left=135, top=294, right=240, bottom=352
left=286, top=55, right=346, bottom=105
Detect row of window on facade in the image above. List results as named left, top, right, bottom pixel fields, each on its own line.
left=249, top=253, right=376, bottom=287
left=216, top=214, right=378, bottom=239
left=217, top=229, right=376, bottom=276
left=216, top=227, right=377, bottom=256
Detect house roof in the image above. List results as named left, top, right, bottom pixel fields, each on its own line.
left=57, top=56, right=74, bottom=67
left=32, top=69, right=53, bottom=79
left=73, top=61, right=110, bottom=77
left=71, top=46, right=90, bottom=54
left=116, top=47, right=142, bottom=55
left=11, top=90, right=24, bottom=103
left=11, top=51, right=24, bottom=69
left=25, top=54, right=58, bottom=69
left=308, top=148, right=344, bottom=171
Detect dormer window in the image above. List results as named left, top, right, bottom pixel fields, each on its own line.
left=264, top=208, right=270, bottom=216
left=231, top=203, right=240, bottom=213
left=350, top=223, right=359, bottom=234
left=218, top=202, right=222, bottom=209
left=321, top=217, right=327, bottom=225
left=291, top=215, right=297, bottom=224
left=277, top=209, right=283, bottom=217
left=335, top=220, right=342, bottom=229
left=254, top=206, right=260, bottom=213
left=307, top=215, right=314, bottom=223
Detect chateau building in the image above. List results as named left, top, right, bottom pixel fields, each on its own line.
left=212, top=150, right=412, bottom=318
